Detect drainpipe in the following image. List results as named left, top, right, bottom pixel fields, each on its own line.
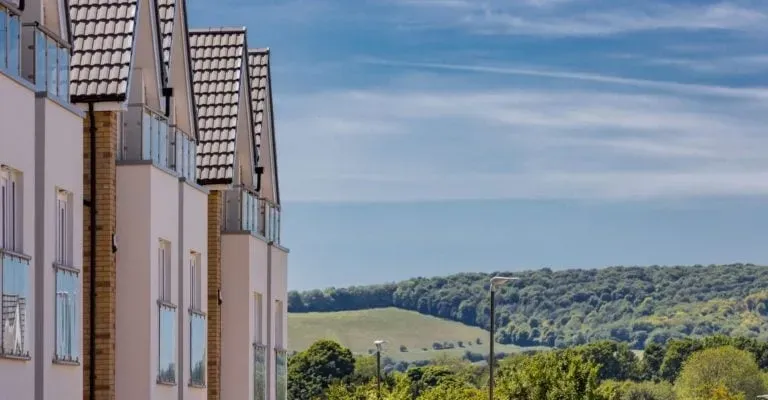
left=87, top=102, right=97, bottom=400
left=266, top=240, right=272, bottom=398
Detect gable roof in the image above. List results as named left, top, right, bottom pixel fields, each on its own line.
left=69, top=0, right=138, bottom=102
left=247, top=48, right=280, bottom=204
left=189, top=27, right=251, bottom=185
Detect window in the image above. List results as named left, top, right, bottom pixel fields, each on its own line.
left=159, top=240, right=171, bottom=302
left=1, top=252, right=29, bottom=357
left=253, top=293, right=262, bottom=344
left=158, top=303, right=176, bottom=384
left=274, top=300, right=284, bottom=349
left=189, top=252, right=201, bottom=310
left=55, top=190, right=72, bottom=265
left=158, top=240, right=175, bottom=383
left=54, top=268, right=79, bottom=362
left=0, top=167, right=20, bottom=252
left=189, top=312, right=205, bottom=387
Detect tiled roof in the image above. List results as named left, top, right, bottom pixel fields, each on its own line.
left=157, top=0, right=174, bottom=82
left=189, top=28, right=247, bottom=184
left=69, top=0, right=138, bottom=101
left=247, top=49, right=269, bottom=167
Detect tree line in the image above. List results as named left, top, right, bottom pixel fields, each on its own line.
left=288, top=264, right=768, bottom=348
left=289, top=335, right=768, bottom=399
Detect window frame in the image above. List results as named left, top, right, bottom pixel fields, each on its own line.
left=53, top=266, right=79, bottom=364
left=253, top=293, right=263, bottom=344
left=55, top=189, right=72, bottom=266
left=189, top=252, right=201, bottom=311
left=1, top=167, right=21, bottom=252
left=158, top=240, right=171, bottom=302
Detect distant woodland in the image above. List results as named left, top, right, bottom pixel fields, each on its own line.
left=288, top=264, right=768, bottom=349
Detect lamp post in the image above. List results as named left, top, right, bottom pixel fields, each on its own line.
left=489, top=276, right=518, bottom=400
left=374, top=340, right=386, bottom=399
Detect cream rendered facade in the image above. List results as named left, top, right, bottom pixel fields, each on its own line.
left=68, top=0, right=208, bottom=399
left=189, top=30, right=289, bottom=400
left=0, top=0, right=84, bottom=400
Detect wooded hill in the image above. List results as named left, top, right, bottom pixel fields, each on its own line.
left=288, top=264, right=768, bottom=349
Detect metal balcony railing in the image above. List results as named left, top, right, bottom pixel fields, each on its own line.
left=253, top=343, right=267, bottom=400
left=157, top=302, right=177, bottom=384
left=189, top=311, right=206, bottom=387
left=275, top=349, right=287, bottom=400
left=1, top=251, right=29, bottom=358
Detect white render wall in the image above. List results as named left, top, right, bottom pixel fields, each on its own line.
left=0, top=69, right=37, bottom=400
left=38, top=96, right=84, bottom=400
left=115, top=164, right=208, bottom=400
left=181, top=182, right=208, bottom=400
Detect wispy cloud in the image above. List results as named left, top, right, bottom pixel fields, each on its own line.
left=386, top=0, right=768, bottom=37
left=611, top=53, right=768, bottom=75
left=360, top=58, right=768, bottom=100
left=277, top=84, right=768, bottom=203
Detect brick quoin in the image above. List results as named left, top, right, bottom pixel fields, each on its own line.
left=207, top=190, right=223, bottom=400
left=82, top=111, right=118, bottom=400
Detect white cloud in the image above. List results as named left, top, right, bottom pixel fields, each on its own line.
left=385, top=0, right=768, bottom=37
left=276, top=84, right=768, bottom=203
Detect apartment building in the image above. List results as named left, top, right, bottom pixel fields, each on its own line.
left=68, top=0, right=208, bottom=398
left=0, top=0, right=84, bottom=399
left=189, top=29, right=288, bottom=400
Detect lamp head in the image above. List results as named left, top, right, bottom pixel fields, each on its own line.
left=374, top=340, right=386, bottom=350
left=490, top=276, right=519, bottom=289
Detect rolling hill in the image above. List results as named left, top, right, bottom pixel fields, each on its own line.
left=288, top=307, right=544, bottom=362
left=288, top=264, right=768, bottom=350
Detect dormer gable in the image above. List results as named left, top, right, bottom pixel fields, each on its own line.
left=190, top=27, right=256, bottom=187
left=156, top=0, right=197, bottom=139
left=69, top=0, right=163, bottom=109
left=247, top=49, right=280, bottom=205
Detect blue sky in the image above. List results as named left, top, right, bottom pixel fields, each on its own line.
left=189, top=0, right=768, bottom=291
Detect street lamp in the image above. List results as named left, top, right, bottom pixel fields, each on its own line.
left=489, top=276, right=519, bottom=400
left=374, top=339, right=387, bottom=399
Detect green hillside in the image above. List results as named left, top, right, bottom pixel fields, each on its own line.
left=288, top=264, right=768, bottom=349
left=289, top=308, right=542, bottom=361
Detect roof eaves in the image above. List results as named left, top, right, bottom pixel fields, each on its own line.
left=198, top=177, right=233, bottom=186
left=188, top=26, right=246, bottom=34
left=179, top=0, right=199, bottom=143
left=71, top=92, right=128, bottom=104
left=264, top=51, right=280, bottom=205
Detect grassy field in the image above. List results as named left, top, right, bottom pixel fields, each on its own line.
left=289, top=307, right=546, bottom=362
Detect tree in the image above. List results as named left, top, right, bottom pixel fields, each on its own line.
left=659, top=338, right=702, bottom=382
left=496, top=349, right=601, bottom=400
left=674, top=346, right=766, bottom=400
left=288, top=339, right=356, bottom=399
left=641, top=343, right=665, bottom=381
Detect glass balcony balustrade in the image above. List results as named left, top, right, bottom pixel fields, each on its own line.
left=22, top=23, right=70, bottom=100
left=120, top=106, right=197, bottom=182
left=223, top=186, right=281, bottom=244
left=253, top=343, right=267, bottom=400
left=0, top=5, right=20, bottom=78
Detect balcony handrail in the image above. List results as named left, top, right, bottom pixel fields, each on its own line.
left=21, top=21, right=70, bottom=50
left=0, top=0, right=22, bottom=16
